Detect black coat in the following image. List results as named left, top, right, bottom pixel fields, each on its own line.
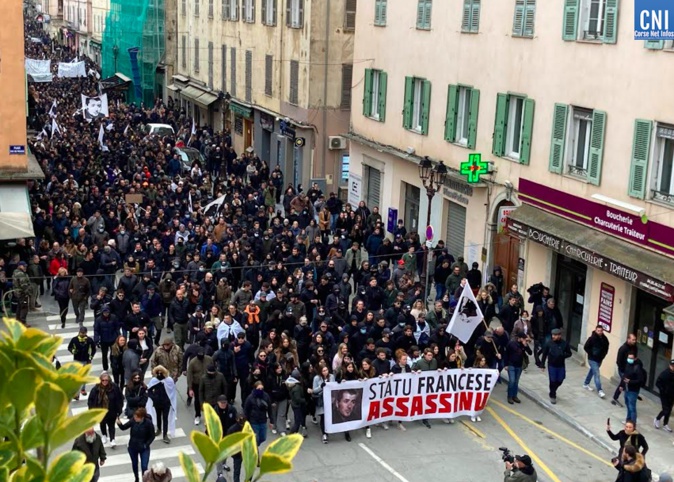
left=87, top=382, right=124, bottom=417
left=584, top=332, right=610, bottom=363
left=656, top=367, right=674, bottom=398
left=117, top=416, right=155, bottom=450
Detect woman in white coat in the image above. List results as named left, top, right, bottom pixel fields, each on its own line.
left=310, top=363, right=335, bottom=444
left=146, top=365, right=178, bottom=443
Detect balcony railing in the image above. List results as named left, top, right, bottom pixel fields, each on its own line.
left=652, top=189, right=674, bottom=205
left=567, top=164, right=588, bottom=178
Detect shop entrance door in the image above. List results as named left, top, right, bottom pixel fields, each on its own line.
left=555, top=256, right=587, bottom=350
left=633, top=292, right=673, bottom=393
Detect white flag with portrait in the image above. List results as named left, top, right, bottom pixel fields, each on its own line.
left=447, top=282, right=485, bottom=343
left=81, top=94, right=109, bottom=121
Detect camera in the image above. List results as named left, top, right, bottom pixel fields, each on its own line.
left=499, top=447, right=514, bottom=464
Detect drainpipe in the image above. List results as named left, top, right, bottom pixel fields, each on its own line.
left=321, top=0, right=330, bottom=179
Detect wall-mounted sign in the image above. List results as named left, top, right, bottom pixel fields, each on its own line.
left=497, top=206, right=515, bottom=234
left=387, top=208, right=398, bottom=233
left=348, top=172, right=362, bottom=208
left=9, top=145, right=25, bottom=155
left=597, top=283, right=615, bottom=333
left=460, top=153, right=489, bottom=184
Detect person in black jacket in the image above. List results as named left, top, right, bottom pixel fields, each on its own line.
left=125, top=370, right=148, bottom=418
left=68, top=326, right=97, bottom=399
left=606, top=419, right=649, bottom=460
left=498, top=297, right=521, bottom=335
left=213, top=339, right=238, bottom=403
left=654, top=359, right=674, bottom=431
left=541, top=328, right=572, bottom=404
left=505, top=333, right=532, bottom=405
left=622, top=352, right=646, bottom=424
left=88, top=371, right=124, bottom=448
left=243, top=380, right=273, bottom=447
left=612, top=334, right=638, bottom=407
left=225, top=415, right=247, bottom=482
left=94, top=306, right=120, bottom=371
left=215, top=395, right=238, bottom=476
left=582, top=324, right=610, bottom=397
left=116, top=407, right=155, bottom=482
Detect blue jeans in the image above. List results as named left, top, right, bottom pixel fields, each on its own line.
left=584, top=360, right=602, bottom=391
left=251, top=422, right=267, bottom=447
left=625, top=390, right=639, bottom=423
left=435, top=283, right=446, bottom=301
left=330, top=213, right=338, bottom=231
left=507, top=366, right=523, bottom=399
left=128, top=446, right=150, bottom=479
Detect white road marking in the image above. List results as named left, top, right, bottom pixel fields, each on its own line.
left=358, top=443, right=411, bottom=482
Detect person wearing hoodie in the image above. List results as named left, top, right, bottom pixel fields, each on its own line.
left=243, top=380, right=273, bottom=447
left=654, top=359, right=674, bottom=431
left=583, top=324, right=610, bottom=397
left=188, top=349, right=214, bottom=425
left=125, top=370, right=149, bottom=418
left=489, top=266, right=505, bottom=309
left=94, top=306, right=120, bottom=372
left=285, top=369, right=308, bottom=437
left=123, top=339, right=142, bottom=385
left=613, top=445, right=649, bottom=482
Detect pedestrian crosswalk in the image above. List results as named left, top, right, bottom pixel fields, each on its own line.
left=46, top=312, right=204, bottom=482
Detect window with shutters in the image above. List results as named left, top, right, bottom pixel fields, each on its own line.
left=229, top=0, right=239, bottom=20
left=194, top=38, right=200, bottom=72
left=263, top=0, right=276, bottom=25
left=208, top=42, right=214, bottom=88
left=562, top=0, right=618, bottom=44
left=446, top=86, right=479, bottom=148
left=182, top=35, right=187, bottom=68
left=568, top=107, right=593, bottom=177
left=265, top=55, right=273, bottom=96
left=363, top=69, right=387, bottom=122
left=403, top=77, right=431, bottom=134
left=230, top=47, right=237, bottom=97
left=341, top=64, right=353, bottom=109
left=289, top=60, right=299, bottom=104
left=512, top=0, right=535, bottom=37
left=287, top=0, right=303, bottom=28
left=492, top=93, right=535, bottom=164
left=461, top=0, right=480, bottom=33
left=245, top=50, right=252, bottom=101
left=416, top=0, right=432, bottom=30
left=222, top=45, right=227, bottom=92
left=222, top=0, right=228, bottom=19
left=374, top=0, right=387, bottom=26
left=182, top=0, right=186, bottom=15
left=208, top=0, right=214, bottom=17
left=194, top=0, right=199, bottom=16
left=244, top=0, right=255, bottom=22
left=652, top=124, right=674, bottom=204
left=344, top=0, right=357, bottom=31
left=363, top=165, right=381, bottom=209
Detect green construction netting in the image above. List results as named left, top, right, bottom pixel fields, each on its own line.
left=102, top=0, right=165, bottom=106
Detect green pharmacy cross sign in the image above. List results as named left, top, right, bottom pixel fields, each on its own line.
left=460, top=153, right=489, bottom=184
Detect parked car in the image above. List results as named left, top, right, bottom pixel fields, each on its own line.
left=143, top=123, right=175, bottom=137
left=174, top=146, right=205, bottom=172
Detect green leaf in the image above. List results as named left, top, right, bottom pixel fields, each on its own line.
left=50, top=409, right=107, bottom=449
left=0, top=447, right=15, bottom=466
left=48, top=372, right=94, bottom=401
left=8, top=368, right=38, bottom=414
left=35, top=382, right=68, bottom=430
left=47, top=451, right=95, bottom=482
left=32, top=335, right=63, bottom=359
left=202, top=403, right=222, bottom=442
left=190, top=431, right=219, bottom=464
left=217, top=432, right=250, bottom=461
left=263, top=433, right=303, bottom=461
left=24, top=452, right=46, bottom=479
left=2, top=317, right=26, bottom=343
left=20, top=415, right=44, bottom=451
left=242, top=422, right=258, bottom=482
left=179, top=451, right=202, bottom=482
left=18, top=350, right=56, bottom=380
left=259, top=453, right=293, bottom=476
left=15, top=328, right=52, bottom=353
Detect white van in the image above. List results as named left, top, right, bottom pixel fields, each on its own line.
left=143, top=123, right=175, bottom=137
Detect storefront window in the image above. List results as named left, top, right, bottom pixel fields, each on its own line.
left=555, top=256, right=586, bottom=350
left=634, top=291, right=673, bottom=394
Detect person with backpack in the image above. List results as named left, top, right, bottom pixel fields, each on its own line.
left=621, top=352, right=647, bottom=424
left=146, top=365, right=177, bottom=444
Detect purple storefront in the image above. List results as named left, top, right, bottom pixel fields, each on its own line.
left=506, top=179, right=674, bottom=394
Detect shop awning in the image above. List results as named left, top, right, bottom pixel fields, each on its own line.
left=195, top=91, right=219, bottom=106
left=0, top=213, right=34, bottom=240
left=100, top=73, right=132, bottom=90
left=507, top=204, right=674, bottom=302
left=167, top=84, right=180, bottom=92
left=180, top=86, right=203, bottom=102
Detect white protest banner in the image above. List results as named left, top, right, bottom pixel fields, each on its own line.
left=25, top=59, right=52, bottom=82
left=57, top=61, right=86, bottom=78
left=81, top=94, right=109, bottom=121
left=447, top=282, right=485, bottom=343
left=322, top=368, right=498, bottom=433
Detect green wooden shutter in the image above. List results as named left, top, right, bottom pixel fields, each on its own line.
left=470, top=0, right=481, bottom=32
left=403, top=76, right=414, bottom=129
left=628, top=119, right=652, bottom=199
left=562, top=0, right=579, bottom=41
left=380, top=0, right=388, bottom=25
left=444, top=85, right=458, bottom=142
left=513, top=0, right=525, bottom=36
left=467, top=88, right=480, bottom=149
left=602, top=0, right=619, bottom=44
left=417, top=0, right=427, bottom=29
left=519, top=98, right=535, bottom=165
left=645, top=40, right=664, bottom=49
left=363, top=69, right=373, bottom=117
left=492, top=93, right=508, bottom=157
left=549, top=103, right=568, bottom=173
left=587, top=110, right=607, bottom=185
left=523, top=0, right=536, bottom=37
left=421, top=80, right=432, bottom=135
left=375, top=0, right=387, bottom=26
left=461, top=0, right=471, bottom=32
left=378, top=71, right=388, bottom=122
left=423, top=0, right=432, bottom=29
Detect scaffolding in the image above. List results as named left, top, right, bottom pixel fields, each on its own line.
left=101, top=0, right=165, bottom=106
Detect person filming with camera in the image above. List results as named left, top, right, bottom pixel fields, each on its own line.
left=503, top=451, right=538, bottom=482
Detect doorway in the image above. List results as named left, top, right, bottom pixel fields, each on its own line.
left=555, top=256, right=587, bottom=350
left=493, top=234, right=520, bottom=290
left=633, top=291, right=673, bottom=393
left=244, top=119, right=253, bottom=150
left=403, top=182, right=420, bottom=234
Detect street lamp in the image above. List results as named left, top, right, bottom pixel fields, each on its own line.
left=418, top=157, right=448, bottom=301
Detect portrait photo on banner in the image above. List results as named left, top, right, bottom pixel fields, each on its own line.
left=80, top=94, right=109, bottom=121
left=331, top=388, right=363, bottom=425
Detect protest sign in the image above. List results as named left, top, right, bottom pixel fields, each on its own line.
left=322, top=368, right=498, bottom=433
left=57, top=61, right=86, bottom=78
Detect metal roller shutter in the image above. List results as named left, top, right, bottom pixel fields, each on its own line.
left=446, top=201, right=466, bottom=258
left=365, top=165, right=381, bottom=209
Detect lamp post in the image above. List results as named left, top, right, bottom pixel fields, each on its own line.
left=418, top=156, right=448, bottom=302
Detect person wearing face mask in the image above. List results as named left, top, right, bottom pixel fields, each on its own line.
left=199, top=364, right=227, bottom=412
left=187, top=349, right=214, bottom=425
left=125, top=369, right=149, bottom=419
left=244, top=380, right=274, bottom=447
left=72, top=427, right=106, bottom=482
left=146, top=365, right=177, bottom=444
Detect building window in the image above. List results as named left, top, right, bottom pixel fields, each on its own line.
left=548, top=103, right=606, bottom=185
left=445, top=85, right=479, bottom=148
left=208, top=41, right=214, bottom=88
left=289, top=59, right=299, bottom=104
left=222, top=44, right=227, bottom=91
left=245, top=50, right=252, bottom=102
left=492, top=93, right=535, bottom=164
left=562, top=0, right=618, bottom=44
left=222, top=0, right=227, bottom=19
left=416, top=0, right=432, bottom=30
left=209, top=0, right=214, bottom=17
left=344, top=0, right=357, bottom=31
left=263, top=0, right=276, bottom=25
left=265, top=54, right=273, bottom=96
left=286, top=0, right=303, bottom=28
left=403, top=76, right=431, bottom=135
left=244, top=0, right=255, bottom=22
left=195, top=0, right=199, bottom=16
left=341, top=64, right=353, bottom=109
left=363, top=68, right=388, bottom=122
left=230, top=47, right=237, bottom=97
left=194, top=38, right=200, bottom=72
left=181, top=35, right=186, bottom=68
left=374, top=0, right=387, bottom=26
left=653, top=125, right=674, bottom=203
left=512, top=0, right=535, bottom=37
left=227, top=0, right=239, bottom=20
left=461, top=0, right=480, bottom=33
left=341, top=153, right=350, bottom=180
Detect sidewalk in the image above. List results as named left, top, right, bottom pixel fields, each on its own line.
left=514, top=356, right=674, bottom=477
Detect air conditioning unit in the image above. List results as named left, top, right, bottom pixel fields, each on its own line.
left=329, top=136, right=347, bottom=150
